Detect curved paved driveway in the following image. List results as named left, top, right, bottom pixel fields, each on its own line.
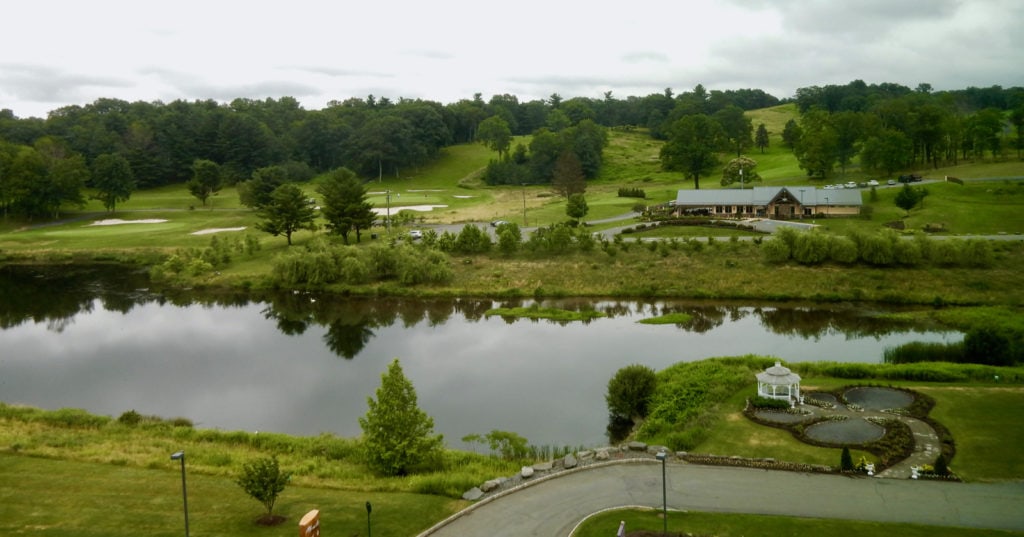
left=421, top=462, right=1024, bottom=536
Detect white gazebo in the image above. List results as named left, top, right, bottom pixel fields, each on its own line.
left=756, top=361, right=801, bottom=405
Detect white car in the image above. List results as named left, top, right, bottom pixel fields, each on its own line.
left=845, top=181, right=857, bottom=189
left=408, top=230, right=423, bottom=240
left=867, top=180, right=879, bottom=187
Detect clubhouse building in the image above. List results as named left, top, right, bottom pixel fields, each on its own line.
left=673, top=186, right=862, bottom=219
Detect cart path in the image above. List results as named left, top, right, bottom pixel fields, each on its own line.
left=419, top=462, right=1024, bottom=536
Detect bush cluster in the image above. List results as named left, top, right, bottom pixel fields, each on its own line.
left=617, top=187, right=646, bottom=199
left=271, top=239, right=452, bottom=286
left=152, top=234, right=262, bottom=280
left=763, top=228, right=994, bottom=267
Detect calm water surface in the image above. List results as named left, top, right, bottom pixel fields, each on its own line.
left=0, top=265, right=960, bottom=447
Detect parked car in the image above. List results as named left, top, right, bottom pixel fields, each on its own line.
left=408, top=229, right=423, bottom=240
left=898, top=174, right=923, bottom=183
left=845, top=181, right=857, bottom=189
left=867, top=180, right=879, bottom=187
left=490, top=220, right=509, bottom=227
left=887, top=179, right=897, bottom=185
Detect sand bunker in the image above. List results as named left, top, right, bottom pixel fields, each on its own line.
left=371, top=205, right=447, bottom=215
left=191, top=227, right=247, bottom=236
left=90, top=219, right=168, bottom=226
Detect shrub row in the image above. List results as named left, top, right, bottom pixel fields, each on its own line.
left=763, top=228, right=994, bottom=267
left=617, top=187, right=646, bottom=199
left=271, top=239, right=453, bottom=286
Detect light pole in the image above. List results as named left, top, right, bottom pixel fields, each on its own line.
left=365, top=501, right=372, bottom=537
left=521, top=183, right=528, bottom=226
left=798, top=189, right=805, bottom=220
left=170, top=451, right=189, bottom=537
left=824, top=196, right=829, bottom=218
left=739, top=167, right=744, bottom=190
left=656, top=450, right=668, bottom=535
left=385, top=190, right=391, bottom=235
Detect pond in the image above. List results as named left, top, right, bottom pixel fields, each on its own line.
left=0, top=264, right=961, bottom=448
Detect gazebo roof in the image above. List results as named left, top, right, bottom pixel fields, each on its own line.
left=756, top=361, right=801, bottom=385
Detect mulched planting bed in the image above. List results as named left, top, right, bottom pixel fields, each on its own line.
left=805, top=418, right=885, bottom=444
left=843, top=387, right=914, bottom=411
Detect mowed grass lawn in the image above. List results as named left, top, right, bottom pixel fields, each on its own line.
left=0, top=454, right=460, bottom=537
left=693, top=381, right=1024, bottom=482
left=918, top=386, right=1024, bottom=481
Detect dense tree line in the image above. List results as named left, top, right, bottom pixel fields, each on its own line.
left=787, top=81, right=1024, bottom=178
left=1, top=81, right=1021, bottom=220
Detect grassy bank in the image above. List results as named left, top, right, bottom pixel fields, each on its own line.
left=0, top=454, right=459, bottom=537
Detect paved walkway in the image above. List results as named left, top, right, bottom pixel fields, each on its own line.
left=420, top=462, right=1024, bottom=536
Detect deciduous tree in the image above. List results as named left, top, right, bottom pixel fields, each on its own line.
left=476, top=116, right=512, bottom=160
left=91, top=153, right=135, bottom=212
left=659, top=114, right=725, bottom=190
left=188, top=159, right=222, bottom=207
left=551, top=150, right=585, bottom=198
left=606, top=364, right=657, bottom=423
left=236, top=456, right=291, bottom=518
left=714, top=105, right=753, bottom=157
left=566, top=193, right=589, bottom=223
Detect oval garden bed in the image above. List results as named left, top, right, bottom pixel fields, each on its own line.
left=843, top=387, right=914, bottom=411
left=805, top=418, right=886, bottom=444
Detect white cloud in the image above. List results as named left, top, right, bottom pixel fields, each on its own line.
left=0, top=0, right=1020, bottom=118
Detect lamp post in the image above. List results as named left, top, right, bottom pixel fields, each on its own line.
left=521, top=183, right=528, bottom=226
left=655, top=450, right=668, bottom=535
left=824, top=196, right=829, bottom=218
left=739, top=167, right=744, bottom=190
left=385, top=190, right=391, bottom=235
left=365, top=501, right=372, bottom=537
left=170, top=451, right=189, bottom=537
left=798, top=189, right=805, bottom=220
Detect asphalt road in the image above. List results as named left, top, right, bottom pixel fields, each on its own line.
left=420, top=461, right=1024, bottom=536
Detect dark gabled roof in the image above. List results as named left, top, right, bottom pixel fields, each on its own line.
left=675, top=187, right=862, bottom=206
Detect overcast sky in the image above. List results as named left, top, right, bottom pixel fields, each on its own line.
left=2, top=0, right=1021, bottom=119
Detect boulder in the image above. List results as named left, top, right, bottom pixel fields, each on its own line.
left=578, top=450, right=594, bottom=460
left=481, top=479, right=502, bottom=493
left=462, top=487, right=483, bottom=501
left=521, top=466, right=535, bottom=478
left=563, top=454, right=578, bottom=469
left=627, top=441, right=648, bottom=451
left=533, top=461, right=553, bottom=472
left=596, top=449, right=610, bottom=461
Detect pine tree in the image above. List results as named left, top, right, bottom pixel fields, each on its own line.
left=840, top=446, right=854, bottom=472
left=359, top=359, right=443, bottom=476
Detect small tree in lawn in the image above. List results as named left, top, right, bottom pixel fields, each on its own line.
left=359, top=359, right=443, bottom=476
left=895, top=184, right=922, bottom=216
left=840, top=446, right=854, bottom=472
left=236, top=456, right=291, bottom=523
left=256, top=184, right=317, bottom=245
left=566, top=193, right=589, bottom=224
left=188, top=159, right=222, bottom=208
